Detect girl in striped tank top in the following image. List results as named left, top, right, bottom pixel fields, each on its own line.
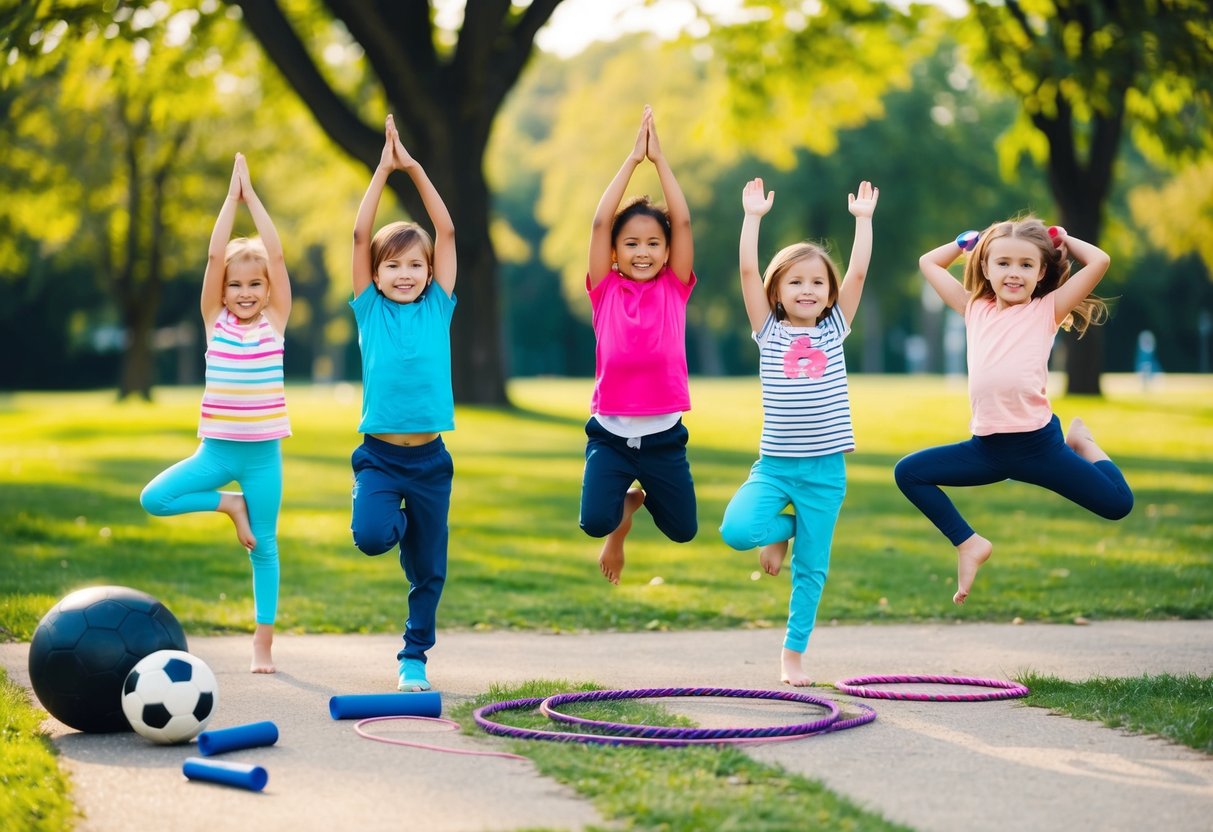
left=141, top=154, right=291, bottom=673
left=720, top=177, right=878, bottom=686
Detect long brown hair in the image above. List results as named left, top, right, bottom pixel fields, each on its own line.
left=963, top=216, right=1107, bottom=337
left=762, top=242, right=840, bottom=325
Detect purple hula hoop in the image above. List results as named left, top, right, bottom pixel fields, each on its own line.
left=473, top=687, right=876, bottom=747
left=834, top=674, right=1029, bottom=702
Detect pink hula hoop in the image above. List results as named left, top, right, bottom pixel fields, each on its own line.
left=834, top=674, right=1029, bottom=702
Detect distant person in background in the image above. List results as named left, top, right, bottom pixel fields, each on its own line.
left=580, top=105, right=698, bottom=585
left=1135, top=330, right=1161, bottom=390
left=719, top=177, right=879, bottom=686
left=141, top=153, right=291, bottom=673
left=349, top=114, right=456, bottom=693
left=896, top=218, right=1133, bottom=605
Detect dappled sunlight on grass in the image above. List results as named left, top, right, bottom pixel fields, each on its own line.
left=1, top=376, right=1210, bottom=640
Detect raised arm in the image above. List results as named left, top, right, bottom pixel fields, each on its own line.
left=588, top=107, right=649, bottom=289
left=646, top=109, right=693, bottom=284
left=352, top=117, right=396, bottom=299
left=1049, top=228, right=1110, bottom=326
left=739, top=178, right=774, bottom=334
left=391, top=120, right=456, bottom=297
left=236, top=154, right=291, bottom=334
left=201, top=157, right=242, bottom=326
left=836, top=180, right=879, bottom=326
left=918, top=236, right=971, bottom=316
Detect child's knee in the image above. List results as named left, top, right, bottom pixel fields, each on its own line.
left=892, top=458, right=918, bottom=492
left=719, top=520, right=759, bottom=551
left=1105, top=492, right=1134, bottom=521
left=668, top=525, right=697, bottom=544
left=659, top=516, right=697, bottom=544
left=247, top=542, right=279, bottom=565
left=351, top=525, right=399, bottom=556
left=579, top=512, right=615, bottom=539
left=139, top=484, right=169, bottom=516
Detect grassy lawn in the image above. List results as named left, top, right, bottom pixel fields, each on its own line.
left=2, top=375, right=1210, bottom=639
left=452, top=680, right=912, bottom=832
left=1020, top=672, right=1213, bottom=752
left=0, top=667, right=75, bottom=831
left=1, top=375, right=1209, bottom=830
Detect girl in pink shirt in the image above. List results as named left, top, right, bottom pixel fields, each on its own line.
left=580, top=106, right=697, bottom=585
left=895, top=217, right=1133, bottom=604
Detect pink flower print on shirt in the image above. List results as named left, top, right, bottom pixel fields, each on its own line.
left=783, top=336, right=828, bottom=379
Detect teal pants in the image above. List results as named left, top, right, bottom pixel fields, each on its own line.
left=720, top=454, right=846, bottom=653
left=141, top=438, right=282, bottom=624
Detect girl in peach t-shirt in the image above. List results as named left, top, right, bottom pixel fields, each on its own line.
left=895, top=217, right=1133, bottom=604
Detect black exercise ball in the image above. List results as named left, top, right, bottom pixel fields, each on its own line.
left=28, top=586, right=188, bottom=733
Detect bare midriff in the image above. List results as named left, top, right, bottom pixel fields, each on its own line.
left=372, top=432, right=439, bottom=447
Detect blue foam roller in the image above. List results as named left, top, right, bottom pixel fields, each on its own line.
left=328, top=691, right=442, bottom=720
left=197, top=721, right=279, bottom=756
left=183, top=757, right=268, bottom=791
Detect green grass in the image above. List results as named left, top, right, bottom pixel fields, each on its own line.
left=1, top=376, right=1209, bottom=830
left=1020, top=672, right=1213, bottom=752
left=2, top=375, right=1210, bottom=640
left=452, top=680, right=911, bottom=832
left=0, top=667, right=76, bottom=831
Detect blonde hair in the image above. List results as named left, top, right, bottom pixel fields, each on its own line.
left=224, top=237, right=268, bottom=274
left=762, top=242, right=841, bottom=325
left=370, top=221, right=434, bottom=279
left=964, top=216, right=1108, bottom=337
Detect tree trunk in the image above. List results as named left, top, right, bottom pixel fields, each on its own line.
left=228, top=0, right=564, bottom=407
left=118, top=308, right=157, bottom=401
left=1052, top=185, right=1107, bottom=396
left=300, top=244, right=333, bottom=382
left=445, top=193, right=508, bottom=404
left=385, top=125, right=509, bottom=405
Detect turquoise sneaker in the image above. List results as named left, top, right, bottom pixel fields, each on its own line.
left=397, top=658, right=432, bottom=692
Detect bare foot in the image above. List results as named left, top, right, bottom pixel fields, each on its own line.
left=1065, top=417, right=1111, bottom=463
left=779, top=648, right=812, bottom=686
left=953, top=533, right=993, bottom=604
left=599, top=488, right=645, bottom=585
left=759, top=540, right=789, bottom=576
left=218, top=492, right=256, bottom=550
left=251, top=623, right=275, bottom=673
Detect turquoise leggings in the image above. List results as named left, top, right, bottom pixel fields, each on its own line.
left=720, top=454, right=846, bottom=653
left=141, top=438, right=282, bottom=624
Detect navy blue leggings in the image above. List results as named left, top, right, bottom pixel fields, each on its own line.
left=894, top=415, right=1133, bottom=546
left=579, top=418, right=698, bottom=543
left=351, top=435, right=452, bottom=663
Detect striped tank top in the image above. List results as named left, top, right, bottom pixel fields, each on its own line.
left=198, top=309, right=290, bottom=441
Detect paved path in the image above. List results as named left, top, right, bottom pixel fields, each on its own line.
left=3, top=621, right=1211, bottom=831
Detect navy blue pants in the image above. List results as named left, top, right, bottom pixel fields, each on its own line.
left=351, top=434, right=452, bottom=663
left=894, top=415, right=1133, bottom=546
left=580, top=418, right=698, bottom=543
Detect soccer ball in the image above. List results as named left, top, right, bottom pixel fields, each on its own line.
left=121, top=650, right=218, bottom=744
left=28, top=585, right=188, bottom=733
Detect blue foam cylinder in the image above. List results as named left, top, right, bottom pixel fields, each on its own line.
left=183, top=757, right=268, bottom=791
left=328, top=691, right=442, bottom=720
left=197, top=721, right=279, bottom=756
